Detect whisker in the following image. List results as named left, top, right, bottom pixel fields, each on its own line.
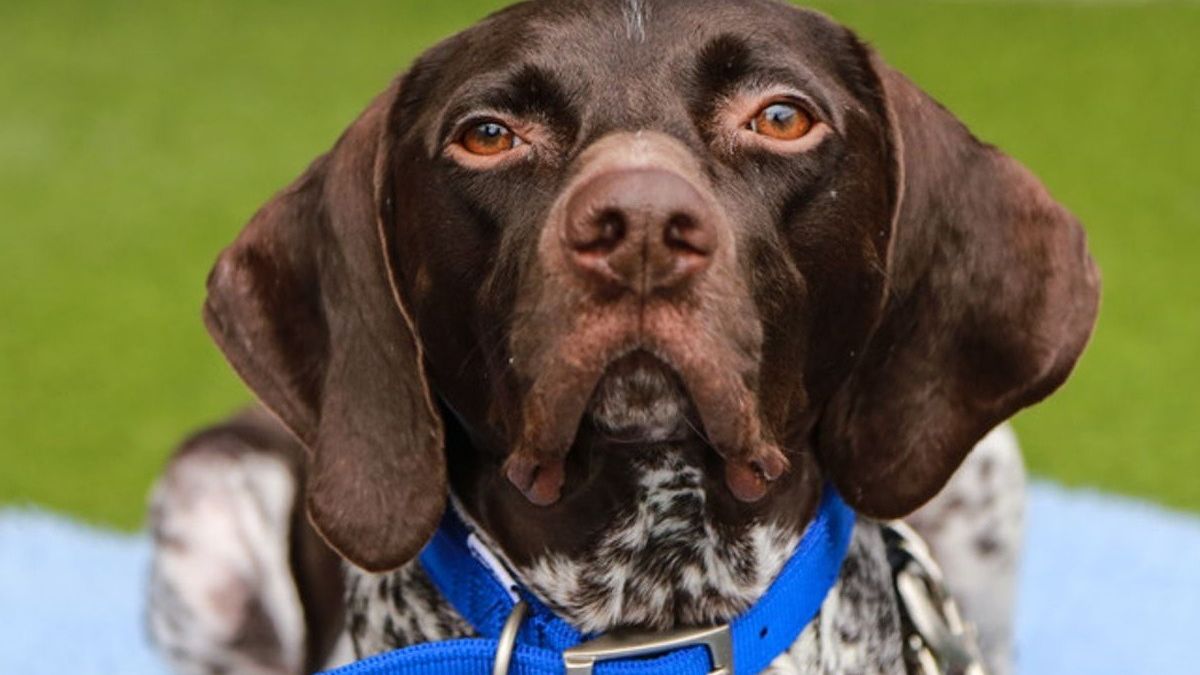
left=680, top=415, right=721, bottom=456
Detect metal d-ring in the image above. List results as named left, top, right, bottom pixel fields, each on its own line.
left=883, top=521, right=990, bottom=675
left=493, top=600, right=529, bottom=675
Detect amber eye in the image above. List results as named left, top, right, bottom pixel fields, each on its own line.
left=460, top=120, right=521, bottom=156
left=747, top=102, right=813, bottom=141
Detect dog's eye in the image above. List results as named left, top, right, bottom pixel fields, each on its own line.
left=460, top=121, right=522, bottom=156
left=747, top=102, right=813, bottom=141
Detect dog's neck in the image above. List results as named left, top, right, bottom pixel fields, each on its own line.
left=469, top=446, right=802, bottom=632
left=343, top=513, right=907, bottom=675
left=341, top=436, right=906, bottom=672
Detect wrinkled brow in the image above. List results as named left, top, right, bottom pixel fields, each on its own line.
left=438, top=64, right=580, bottom=142
left=688, top=33, right=836, bottom=123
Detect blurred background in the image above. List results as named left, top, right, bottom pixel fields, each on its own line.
left=0, top=0, right=1198, bottom=672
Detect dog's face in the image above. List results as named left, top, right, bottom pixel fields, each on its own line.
left=205, top=0, right=1099, bottom=595
left=389, top=0, right=897, bottom=554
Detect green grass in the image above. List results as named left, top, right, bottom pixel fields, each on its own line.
left=2, top=0, right=1197, bottom=530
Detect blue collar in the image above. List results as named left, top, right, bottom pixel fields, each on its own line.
left=325, top=487, right=855, bottom=675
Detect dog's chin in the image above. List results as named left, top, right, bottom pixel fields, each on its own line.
left=507, top=347, right=787, bottom=506
left=584, top=350, right=696, bottom=445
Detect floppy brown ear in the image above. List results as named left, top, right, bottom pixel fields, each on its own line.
left=818, top=54, right=1101, bottom=518
left=202, top=82, right=445, bottom=572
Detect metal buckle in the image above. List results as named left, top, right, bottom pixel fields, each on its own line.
left=883, top=521, right=990, bottom=675
left=562, top=623, right=733, bottom=675
left=492, top=601, right=529, bottom=675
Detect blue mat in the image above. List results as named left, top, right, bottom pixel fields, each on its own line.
left=2, top=482, right=1198, bottom=674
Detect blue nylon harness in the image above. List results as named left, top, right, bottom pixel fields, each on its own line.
left=324, top=487, right=855, bottom=675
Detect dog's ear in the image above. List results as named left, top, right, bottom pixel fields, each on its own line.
left=203, top=81, right=444, bottom=572
left=818, top=53, right=1101, bottom=518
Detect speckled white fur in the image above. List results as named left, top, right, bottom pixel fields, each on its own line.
left=147, top=450, right=305, bottom=675
left=906, top=423, right=1024, bottom=675
left=510, top=449, right=800, bottom=632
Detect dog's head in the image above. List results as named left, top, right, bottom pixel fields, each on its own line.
left=205, top=0, right=1098, bottom=584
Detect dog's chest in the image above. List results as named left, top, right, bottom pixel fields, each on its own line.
left=344, top=452, right=905, bottom=674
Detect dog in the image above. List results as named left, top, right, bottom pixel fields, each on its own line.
left=145, top=1, right=1100, bottom=674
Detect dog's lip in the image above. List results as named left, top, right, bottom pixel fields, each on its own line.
left=505, top=347, right=696, bottom=504
left=505, top=298, right=786, bottom=507
left=505, top=347, right=789, bottom=506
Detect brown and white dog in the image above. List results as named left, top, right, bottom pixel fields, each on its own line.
left=145, top=1, right=1100, bottom=674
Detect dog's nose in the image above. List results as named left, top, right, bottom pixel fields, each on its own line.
left=563, top=169, right=717, bottom=292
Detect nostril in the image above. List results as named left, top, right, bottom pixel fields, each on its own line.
left=590, top=209, right=626, bottom=253
left=568, top=207, right=627, bottom=255
left=663, top=212, right=715, bottom=257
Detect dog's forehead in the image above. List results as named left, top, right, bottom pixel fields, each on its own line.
left=419, top=0, right=861, bottom=125
left=494, top=0, right=846, bottom=73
